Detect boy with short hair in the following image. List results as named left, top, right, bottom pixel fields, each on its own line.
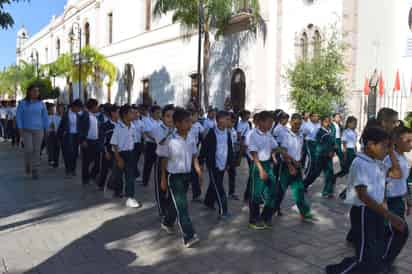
left=248, top=111, right=283, bottom=229
left=188, top=108, right=205, bottom=201
left=46, top=103, right=61, bottom=168
left=228, top=112, right=240, bottom=200
left=303, top=116, right=336, bottom=197
left=160, top=107, right=203, bottom=248
left=142, top=105, right=162, bottom=187
left=200, top=110, right=232, bottom=219
left=79, top=99, right=100, bottom=185
left=97, top=105, right=118, bottom=190
left=326, top=127, right=407, bottom=274
left=110, top=105, right=142, bottom=208
left=275, top=113, right=313, bottom=220
left=152, top=104, right=175, bottom=217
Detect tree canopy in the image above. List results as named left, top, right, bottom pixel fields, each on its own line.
left=285, top=27, right=347, bottom=117
left=0, top=0, right=28, bottom=29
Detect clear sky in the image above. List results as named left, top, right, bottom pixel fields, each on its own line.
left=0, top=0, right=67, bottom=68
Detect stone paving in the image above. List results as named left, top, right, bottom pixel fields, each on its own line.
left=0, top=142, right=412, bottom=274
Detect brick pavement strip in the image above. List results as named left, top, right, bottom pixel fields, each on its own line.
left=0, top=143, right=411, bottom=274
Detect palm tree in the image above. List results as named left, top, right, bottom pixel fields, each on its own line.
left=71, top=46, right=117, bottom=102
left=0, top=61, right=36, bottom=99
left=154, top=0, right=261, bottom=109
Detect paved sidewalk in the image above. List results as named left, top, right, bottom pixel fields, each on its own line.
left=0, top=143, right=411, bottom=274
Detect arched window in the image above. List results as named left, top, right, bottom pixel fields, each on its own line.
left=313, top=30, right=321, bottom=57
left=301, top=32, right=308, bottom=59
left=230, top=68, right=246, bottom=113
left=84, top=22, right=90, bottom=46
left=56, top=38, right=61, bottom=57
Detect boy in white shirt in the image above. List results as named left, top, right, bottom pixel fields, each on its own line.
left=188, top=108, right=205, bottom=201
left=160, top=108, right=203, bottom=248
left=248, top=111, right=284, bottom=229
left=110, top=105, right=142, bottom=208
left=46, top=103, right=61, bottom=168
left=275, top=114, right=314, bottom=220
left=326, top=127, right=407, bottom=274
left=152, top=104, right=175, bottom=217
left=142, top=105, right=162, bottom=186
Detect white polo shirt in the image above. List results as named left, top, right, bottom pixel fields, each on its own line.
left=345, top=153, right=388, bottom=206
left=248, top=128, right=279, bottom=161
left=272, top=124, right=289, bottom=144
left=0, top=108, right=6, bottom=119
left=6, top=107, right=16, bottom=120
left=332, top=122, right=341, bottom=139
left=245, top=128, right=254, bottom=160
left=132, top=119, right=144, bottom=144
left=189, top=121, right=205, bottom=145
left=300, top=121, right=320, bottom=141
left=279, top=129, right=304, bottom=162
left=236, top=120, right=251, bottom=138
left=385, top=151, right=410, bottom=198
left=68, top=110, right=78, bottom=134
left=215, top=127, right=228, bottom=171
left=48, top=114, right=61, bottom=132
left=166, top=133, right=198, bottom=174
left=87, top=113, right=99, bottom=140
left=203, top=118, right=216, bottom=130
left=142, top=116, right=161, bottom=143
left=342, top=128, right=358, bottom=149
left=152, top=122, right=175, bottom=157
left=110, top=121, right=136, bottom=152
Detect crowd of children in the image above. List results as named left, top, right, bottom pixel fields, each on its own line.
left=3, top=97, right=412, bottom=272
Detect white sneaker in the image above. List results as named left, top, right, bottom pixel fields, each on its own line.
left=184, top=234, right=200, bottom=248
left=161, top=223, right=176, bottom=235
left=125, top=198, right=142, bottom=208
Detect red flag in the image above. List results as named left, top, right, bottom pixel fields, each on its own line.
left=363, top=77, right=370, bottom=95
left=393, top=70, right=401, bottom=92
left=378, top=73, right=384, bottom=97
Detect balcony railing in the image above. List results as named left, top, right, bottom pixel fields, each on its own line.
left=225, top=0, right=254, bottom=34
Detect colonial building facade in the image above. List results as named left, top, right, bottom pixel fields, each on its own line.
left=16, top=0, right=412, bottom=120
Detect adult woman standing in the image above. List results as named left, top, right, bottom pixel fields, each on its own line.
left=16, top=84, right=49, bottom=179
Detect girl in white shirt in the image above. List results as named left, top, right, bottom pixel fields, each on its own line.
left=341, top=116, right=358, bottom=176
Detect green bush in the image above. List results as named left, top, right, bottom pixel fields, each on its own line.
left=405, top=112, right=412, bottom=128
left=285, top=27, right=346, bottom=117
left=22, top=78, right=60, bottom=99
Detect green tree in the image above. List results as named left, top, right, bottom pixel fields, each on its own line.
left=22, top=77, right=59, bottom=99
left=71, top=46, right=116, bottom=102
left=0, top=0, right=28, bottom=29
left=154, top=0, right=261, bottom=108
left=0, top=61, right=35, bottom=98
left=285, top=28, right=347, bottom=117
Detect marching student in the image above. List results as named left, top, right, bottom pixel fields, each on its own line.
left=78, top=99, right=100, bottom=185
left=203, top=107, right=217, bottom=131
left=341, top=116, right=358, bottom=176
left=131, top=106, right=144, bottom=180
left=97, top=105, right=119, bottom=190
left=300, top=112, right=320, bottom=180
left=383, top=126, right=412, bottom=262
left=228, top=112, right=240, bottom=200
left=326, top=127, right=407, bottom=274
left=46, top=103, right=61, bottom=168
left=58, top=99, right=83, bottom=177
left=160, top=108, right=203, bottom=248
left=110, top=105, right=142, bottom=208
left=331, top=113, right=345, bottom=177
left=275, top=113, right=314, bottom=220
left=6, top=101, right=17, bottom=146
left=303, top=116, right=336, bottom=197
left=272, top=112, right=289, bottom=141
left=142, top=105, right=162, bottom=187
left=188, top=108, right=205, bottom=201
left=152, top=104, right=175, bottom=217
left=0, top=102, right=6, bottom=140
left=243, top=112, right=260, bottom=202
left=200, top=110, right=232, bottom=219
left=248, top=111, right=282, bottom=229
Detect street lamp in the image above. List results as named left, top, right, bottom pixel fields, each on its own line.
left=69, top=22, right=82, bottom=101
